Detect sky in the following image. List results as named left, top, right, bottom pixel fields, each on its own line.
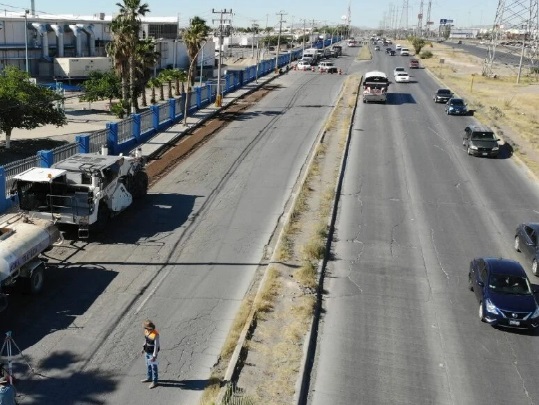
left=2, top=1, right=500, bottom=29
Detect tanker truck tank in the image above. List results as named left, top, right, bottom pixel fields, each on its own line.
left=0, top=216, right=62, bottom=311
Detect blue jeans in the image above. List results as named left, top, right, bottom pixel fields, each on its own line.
left=145, top=353, right=158, bottom=382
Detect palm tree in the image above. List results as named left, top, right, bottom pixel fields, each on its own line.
left=182, top=16, right=210, bottom=124
left=159, top=69, right=175, bottom=99
left=111, top=0, right=150, bottom=113
left=134, top=38, right=160, bottom=107
left=156, top=71, right=168, bottom=101
left=147, top=77, right=161, bottom=104
left=171, top=69, right=187, bottom=95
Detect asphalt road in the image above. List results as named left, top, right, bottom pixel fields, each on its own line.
left=308, top=49, right=539, bottom=404
left=0, top=51, right=356, bottom=403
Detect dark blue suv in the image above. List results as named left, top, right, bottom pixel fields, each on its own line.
left=468, top=257, right=539, bottom=329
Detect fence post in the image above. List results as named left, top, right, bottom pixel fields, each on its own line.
left=132, top=113, right=141, bottom=142
left=37, top=150, right=54, bottom=168
left=150, top=105, right=159, bottom=132
left=107, top=122, right=119, bottom=155
left=0, top=167, right=9, bottom=213
left=168, top=99, right=176, bottom=122
left=196, top=87, right=202, bottom=108
left=76, top=134, right=90, bottom=153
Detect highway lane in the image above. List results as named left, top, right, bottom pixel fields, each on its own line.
left=308, top=50, right=539, bottom=404
left=0, top=52, right=358, bottom=404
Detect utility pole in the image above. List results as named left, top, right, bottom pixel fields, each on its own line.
left=24, top=9, right=29, bottom=74
left=212, top=8, right=233, bottom=107
left=275, top=10, right=287, bottom=73
left=251, top=19, right=258, bottom=58
left=300, top=18, right=306, bottom=55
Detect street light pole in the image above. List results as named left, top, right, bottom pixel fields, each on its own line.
left=213, top=8, right=232, bottom=107
left=24, top=9, right=29, bottom=74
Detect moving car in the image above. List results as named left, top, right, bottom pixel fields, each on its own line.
left=468, top=257, right=539, bottom=329
left=374, top=45, right=380, bottom=51
left=394, top=72, right=410, bottom=83
left=393, top=67, right=406, bottom=77
left=400, top=47, right=410, bottom=56
left=445, top=98, right=468, bottom=115
left=462, top=125, right=500, bottom=157
left=433, top=88, right=453, bottom=103
left=409, top=58, right=420, bottom=68
left=515, top=223, right=539, bottom=275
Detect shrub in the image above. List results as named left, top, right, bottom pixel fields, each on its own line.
left=420, top=50, right=433, bottom=59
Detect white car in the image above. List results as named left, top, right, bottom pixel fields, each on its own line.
left=394, top=72, right=410, bottom=83
left=296, top=60, right=313, bottom=71
left=318, top=61, right=337, bottom=73
left=393, top=67, right=406, bottom=77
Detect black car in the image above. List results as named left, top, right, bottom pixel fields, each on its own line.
left=445, top=97, right=468, bottom=115
left=433, top=88, right=453, bottom=103
left=462, top=125, right=499, bottom=157
left=468, top=257, right=539, bottom=329
left=385, top=47, right=392, bottom=54
left=515, top=223, right=539, bottom=275
left=389, top=50, right=396, bottom=56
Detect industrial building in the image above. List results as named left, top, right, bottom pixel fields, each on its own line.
left=0, top=3, right=214, bottom=79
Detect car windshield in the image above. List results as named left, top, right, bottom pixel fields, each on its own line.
left=450, top=99, right=464, bottom=105
left=471, top=132, right=496, bottom=141
left=489, top=274, right=532, bottom=295
left=438, top=90, right=451, bottom=95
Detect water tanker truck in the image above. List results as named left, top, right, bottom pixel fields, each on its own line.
left=0, top=215, right=62, bottom=311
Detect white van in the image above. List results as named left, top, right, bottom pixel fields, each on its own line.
left=400, top=47, right=410, bottom=56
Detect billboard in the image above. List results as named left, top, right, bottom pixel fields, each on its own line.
left=440, top=19, right=454, bottom=25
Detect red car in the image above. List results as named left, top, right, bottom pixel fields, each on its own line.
left=409, top=58, right=420, bottom=69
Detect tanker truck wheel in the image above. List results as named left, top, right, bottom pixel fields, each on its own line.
left=22, top=263, right=45, bottom=294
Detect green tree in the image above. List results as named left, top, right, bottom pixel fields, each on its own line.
left=110, top=0, right=150, bottom=113
left=134, top=38, right=160, bottom=107
left=171, top=69, right=188, bottom=95
left=79, top=71, right=121, bottom=111
left=147, top=77, right=161, bottom=104
left=183, top=17, right=210, bottom=124
left=410, top=36, right=427, bottom=55
left=0, top=67, right=66, bottom=148
left=159, top=69, right=175, bottom=99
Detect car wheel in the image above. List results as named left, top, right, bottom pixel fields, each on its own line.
left=514, top=236, right=521, bottom=252
left=467, top=147, right=472, bottom=155
left=533, top=259, right=538, bottom=276
left=479, top=302, right=485, bottom=322
left=468, top=273, right=474, bottom=291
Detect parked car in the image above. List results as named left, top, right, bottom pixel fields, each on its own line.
left=318, top=61, right=338, bottom=73
left=445, top=98, right=468, bottom=115
left=433, top=88, right=453, bottom=103
left=515, top=223, right=539, bottom=275
left=462, top=125, right=499, bottom=157
left=409, top=58, right=420, bottom=68
left=468, top=257, right=539, bottom=329
left=394, top=72, right=410, bottom=83
left=296, top=60, right=313, bottom=71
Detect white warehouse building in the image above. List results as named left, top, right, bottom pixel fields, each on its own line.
left=0, top=6, right=214, bottom=79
